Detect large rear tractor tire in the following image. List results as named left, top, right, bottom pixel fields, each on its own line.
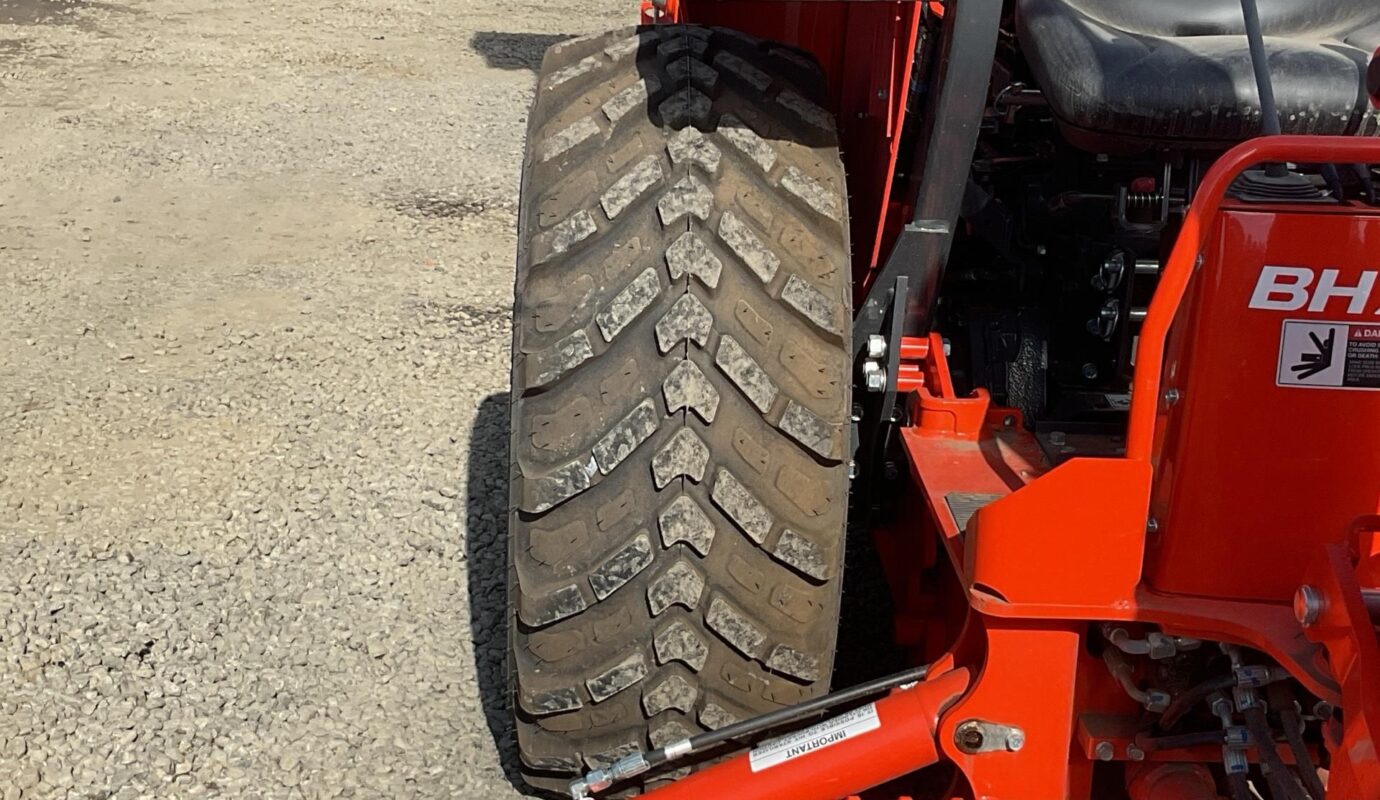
left=509, top=24, right=852, bottom=792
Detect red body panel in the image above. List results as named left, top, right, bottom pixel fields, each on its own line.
left=907, top=138, right=1380, bottom=798
left=1147, top=205, right=1380, bottom=601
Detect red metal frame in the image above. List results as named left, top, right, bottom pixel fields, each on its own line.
left=639, top=669, right=970, bottom=800
left=637, top=135, right=1380, bottom=800
left=901, top=136, right=1380, bottom=798
left=629, top=3, right=1380, bottom=795
left=1300, top=517, right=1380, bottom=796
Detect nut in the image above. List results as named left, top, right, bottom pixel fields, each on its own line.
left=862, top=360, right=887, bottom=392
left=865, top=334, right=887, bottom=359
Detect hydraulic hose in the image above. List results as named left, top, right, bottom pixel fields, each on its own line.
left=1243, top=705, right=1309, bottom=800
left=1267, top=684, right=1326, bottom=800
left=1159, top=675, right=1236, bottom=730
left=1160, top=665, right=1289, bottom=731
left=1134, top=730, right=1224, bottom=753
left=1228, top=772, right=1254, bottom=800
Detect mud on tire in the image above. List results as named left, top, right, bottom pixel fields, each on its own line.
left=509, top=24, right=852, bottom=792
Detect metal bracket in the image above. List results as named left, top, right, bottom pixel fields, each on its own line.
left=854, top=276, right=909, bottom=521
left=852, top=0, right=1004, bottom=348
left=954, top=719, right=1026, bottom=754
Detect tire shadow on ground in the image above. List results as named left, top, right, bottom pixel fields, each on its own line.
left=466, top=391, right=528, bottom=793
left=470, top=31, right=573, bottom=71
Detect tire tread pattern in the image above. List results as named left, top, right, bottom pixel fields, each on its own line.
left=510, top=24, right=851, bottom=790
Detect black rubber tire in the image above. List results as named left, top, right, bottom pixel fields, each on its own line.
left=509, top=24, right=852, bottom=793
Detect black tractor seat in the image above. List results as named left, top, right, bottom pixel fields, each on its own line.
left=1017, top=0, right=1380, bottom=148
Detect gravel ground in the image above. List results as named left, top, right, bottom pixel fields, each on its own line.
left=0, top=0, right=626, bottom=796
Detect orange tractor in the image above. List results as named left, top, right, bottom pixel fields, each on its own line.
left=506, top=1, right=1380, bottom=798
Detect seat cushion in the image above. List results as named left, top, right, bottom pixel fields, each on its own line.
left=1017, top=0, right=1380, bottom=144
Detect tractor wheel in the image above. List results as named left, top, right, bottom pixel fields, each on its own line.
left=509, top=24, right=851, bottom=792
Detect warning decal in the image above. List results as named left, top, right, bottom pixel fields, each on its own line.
left=1277, top=320, right=1380, bottom=390
left=748, top=703, right=880, bottom=773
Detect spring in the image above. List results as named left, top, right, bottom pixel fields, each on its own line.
left=1126, top=191, right=1165, bottom=209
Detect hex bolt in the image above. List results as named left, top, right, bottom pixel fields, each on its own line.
left=1163, top=388, right=1181, bottom=406
left=1126, top=743, right=1146, bottom=762
left=1146, top=517, right=1160, bottom=534
left=865, top=334, right=887, bottom=360
left=1094, top=741, right=1115, bottom=761
left=1005, top=730, right=1025, bottom=752
left=1294, top=585, right=1325, bottom=627
left=1002, top=415, right=1016, bottom=428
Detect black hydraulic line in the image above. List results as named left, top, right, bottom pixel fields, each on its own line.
left=1268, top=684, right=1326, bottom=800
left=1244, top=705, right=1309, bottom=800
left=1209, top=687, right=1255, bottom=800
left=672, top=663, right=932, bottom=761
left=1228, top=772, right=1254, bottom=800
left=1279, top=721, right=1324, bottom=800
left=1134, top=730, right=1223, bottom=752
left=1159, top=674, right=1236, bottom=731
left=569, top=662, right=938, bottom=796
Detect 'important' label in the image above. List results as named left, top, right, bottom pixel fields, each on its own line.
left=747, top=703, right=880, bottom=772
left=1277, top=320, right=1380, bottom=390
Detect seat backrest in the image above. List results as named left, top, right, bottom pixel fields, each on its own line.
left=1061, top=0, right=1380, bottom=39
left=1144, top=202, right=1380, bottom=603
